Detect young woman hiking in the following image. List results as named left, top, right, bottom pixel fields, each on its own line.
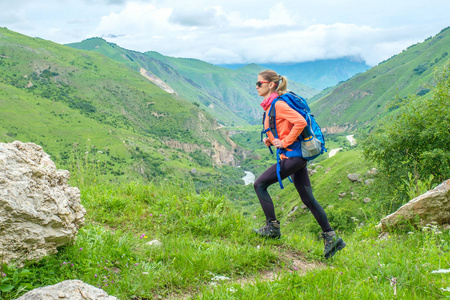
left=253, top=69, right=346, bottom=259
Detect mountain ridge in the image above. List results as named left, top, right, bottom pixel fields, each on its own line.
left=310, top=27, right=450, bottom=133
left=0, top=27, right=243, bottom=183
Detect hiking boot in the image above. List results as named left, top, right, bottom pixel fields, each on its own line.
left=321, top=231, right=346, bottom=259
left=253, top=220, right=281, bottom=239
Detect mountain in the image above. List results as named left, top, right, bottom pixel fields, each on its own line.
left=66, top=38, right=318, bottom=125
left=0, top=28, right=243, bottom=183
left=310, top=27, right=450, bottom=133
left=221, top=58, right=370, bottom=90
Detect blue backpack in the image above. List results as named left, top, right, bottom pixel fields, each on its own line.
left=261, top=91, right=327, bottom=188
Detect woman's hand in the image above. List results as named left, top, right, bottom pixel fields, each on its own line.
left=263, top=137, right=272, bottom=147
left=272, top=138, right=283, bottom=148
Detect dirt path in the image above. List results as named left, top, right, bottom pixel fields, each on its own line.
left=164, top=249, right=325, bottom=299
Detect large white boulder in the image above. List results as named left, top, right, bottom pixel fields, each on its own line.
left=15, top=280, right=118, bottom=300
left=379, top=179, right=450, bottom=231
left=0, top=141, right=86, bottom=266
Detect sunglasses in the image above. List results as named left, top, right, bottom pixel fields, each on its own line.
left=256, top=81, right=270, bottom=87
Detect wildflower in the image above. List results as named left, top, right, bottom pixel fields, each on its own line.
left=2, top=273, right=6, bottom=277
left=135, top=263, right=139, bottom=266
left=62, top=262, right=67, bottom=265
left=79, top=248, right=83, bottom=251
left=71, top=263, right=74, bottom=267
left=95, top=274, right=97, bottom=277
left=150, top=214, right=153, bottom=216
left=293, top=267, right=298, bottom=270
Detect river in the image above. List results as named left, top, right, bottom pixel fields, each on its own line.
left=242, top=171, right=255, bottom=185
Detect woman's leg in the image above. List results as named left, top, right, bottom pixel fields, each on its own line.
left=291, top=166, right=333, bottom=233
left=253, top=157, right=307, bottom=221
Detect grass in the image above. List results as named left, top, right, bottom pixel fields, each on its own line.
left=1, top=165, right=450, bottom=299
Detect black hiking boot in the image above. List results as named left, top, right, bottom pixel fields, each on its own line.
left=321, top=231, right=346, bottom=259
left=253, top=220, right=281, bottom=239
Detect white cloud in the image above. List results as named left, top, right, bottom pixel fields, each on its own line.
left=1, top=0, right=449, bottom=65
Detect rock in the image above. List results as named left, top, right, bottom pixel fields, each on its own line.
left=379, top=179, right=450, bottom=232
left=15, top=280, right=118, bottom=300
left=307, top=168, right=314, bottom=175
left=287, top=206, right=298, bottom=217
left=0, top=142, right=86, bottom=266
left=365, top=179, right=374, bottom=185
left=347, top=173, right=361, bottom=182
left=310, top=170, right=318, bottom=176
left=146, top=239, right=162, bottom=247
left=338, top=192, right=347, bottom=198
left=300, top=204, right=307, bottom=209
left=378, top=232, right=389, bottom=240
left=366, top=168, right=378, bottom=177
left=363, top=197, right=371, bottom=203
left=191, top=168, right=198, bottom=174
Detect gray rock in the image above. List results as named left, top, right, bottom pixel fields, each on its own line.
left=338, top=192, right=347, bottom=197
left=379, top=179, right=450, bottom=232
left=365, top=179, right=374, bottom=185
left=146, top=239, right=162, bottom=247
left=287, top=206, right=298, bottom=217
left=15, top=280, right=118, bottom=300
left=190, top=168, right=198, bottom=174
left=366, top=168, right=378, bottom=177
left=0, top=142, right=86, bottom=266
left=347, top=173, right=361, bottom=182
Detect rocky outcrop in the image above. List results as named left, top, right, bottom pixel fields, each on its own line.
left=162, top=131, right=253, bottom=167
left=15, top=280, right=118, bottom=300
left=0, top=141, right=86, bottom=266
left=379, top=179, right=450, bottom=232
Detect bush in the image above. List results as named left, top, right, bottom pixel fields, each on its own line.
left=363, top=62, right=450, bottom=204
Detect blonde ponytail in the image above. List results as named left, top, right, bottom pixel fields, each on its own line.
left=258, top=70, right=288, bottom=96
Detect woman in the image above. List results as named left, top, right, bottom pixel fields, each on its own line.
left=253, top=70, right=346, bottom=259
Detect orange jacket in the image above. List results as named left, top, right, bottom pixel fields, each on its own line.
left=264, top=100, right=307, bottom=158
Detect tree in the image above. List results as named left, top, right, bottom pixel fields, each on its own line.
left=363, top=62, right=450, bottom=200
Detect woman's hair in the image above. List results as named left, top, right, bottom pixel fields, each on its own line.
left=259, top=70, right=288, bottom=96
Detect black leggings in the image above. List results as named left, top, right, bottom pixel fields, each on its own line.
left=253, top=156, right=332, bottom=233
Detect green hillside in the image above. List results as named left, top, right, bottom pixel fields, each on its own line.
left=0, top=28, right=241, bottom=184
left=66, top=38, right=318, bottom=125
left=310, top=27, right=450, bottom=132
left=1, top=27, right=450, bottom=300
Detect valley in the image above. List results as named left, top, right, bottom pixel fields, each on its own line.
left=0, top=25, right=449, bottom=300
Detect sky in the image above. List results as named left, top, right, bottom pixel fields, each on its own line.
left=1, top=0, right=449, bottom=66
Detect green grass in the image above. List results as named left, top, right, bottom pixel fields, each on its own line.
left=2, top=148, right=449, bottom=299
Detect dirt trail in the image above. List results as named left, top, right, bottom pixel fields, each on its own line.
left=164, top=249, right=325, bottom=300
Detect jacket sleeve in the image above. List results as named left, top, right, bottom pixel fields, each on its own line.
left=275, top=101, right=307, bottom=148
